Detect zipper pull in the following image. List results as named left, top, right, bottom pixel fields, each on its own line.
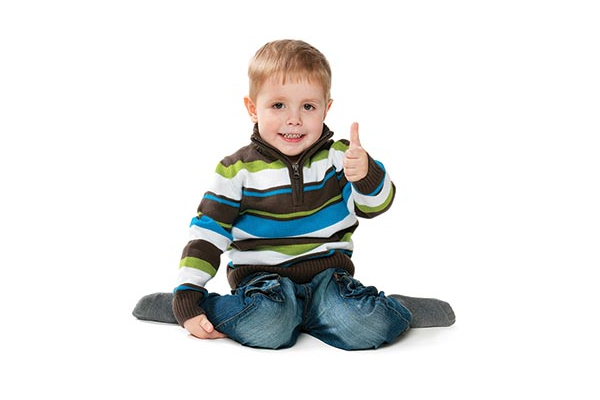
left=292, top=163, right=300, bottom=178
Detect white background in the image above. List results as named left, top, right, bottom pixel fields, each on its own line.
left=1, top=1, right=599, bottom=398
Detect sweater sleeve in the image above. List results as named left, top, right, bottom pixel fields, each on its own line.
left=172, top=160, right=242, bottom=325
left=172, top=284, right=207, bottom=326
left=350, top=155, right=396, bottom=219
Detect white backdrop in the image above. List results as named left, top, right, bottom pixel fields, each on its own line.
left=1, top=1, right=598, bottom=398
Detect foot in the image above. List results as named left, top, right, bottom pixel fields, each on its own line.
left=132, top=292, right=178, bottom=324
left=390, top=294, right=456, bottom=328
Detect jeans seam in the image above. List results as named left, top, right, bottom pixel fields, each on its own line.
left=300, top=284, right=312, bottom=329
left=385, top=297, right=412, bottom=326
left=213, top=302, right=257, bottom=331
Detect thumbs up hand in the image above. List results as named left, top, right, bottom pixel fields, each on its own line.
left=344, top=122, right=369, bottom=182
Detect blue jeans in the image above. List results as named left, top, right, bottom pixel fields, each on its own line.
left=200, top=268, right=412, bottom=350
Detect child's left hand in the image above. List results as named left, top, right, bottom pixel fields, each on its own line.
left=344, top=122, right=369, bottom=182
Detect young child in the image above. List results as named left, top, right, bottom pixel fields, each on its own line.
left=133, top=39, right=455, bottom=350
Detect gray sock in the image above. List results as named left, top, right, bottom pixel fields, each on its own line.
left=390, top=294, right=456, bottom=328
left=132, top=292, right=178, bottom=324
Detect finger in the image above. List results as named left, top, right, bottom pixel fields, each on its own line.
left=349, top=122, right=361, bottom=148
left=207, top=330, right=227, bottom=339
left=190, top=326, right=226, bottom=339
left=200, top=316, right=215, bottom=333
left=199, top=315, right=227, bottom=338
left=186, top=316, right=227, bottom=339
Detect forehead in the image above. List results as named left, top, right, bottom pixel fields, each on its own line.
left=258, top=76, right=326, bottom=98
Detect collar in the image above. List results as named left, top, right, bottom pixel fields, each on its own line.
left=250, top=124, right=335, bottom=165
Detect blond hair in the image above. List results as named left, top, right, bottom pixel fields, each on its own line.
left=248, top=39, right=332, bottom=102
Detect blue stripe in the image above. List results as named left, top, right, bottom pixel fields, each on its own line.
left=234, top=200, right=351, bottom=237
left=305, top=169, right=337, bottom=192
left=342, top=180, right=353, bottom=203
left=243, top=187, right=291, bottom=197
left=190, top=215, right=233, bottom=240
left=366, top=161, right=386, bottom=196
left=349, top=161, right=386, bottom=196
left=173, top=285, right=208, bottom=294
left=203, top=194, right=240, bottom=208
left=242, top=169, right=338, bottom=197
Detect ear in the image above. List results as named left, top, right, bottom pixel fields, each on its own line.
left=244, top=96, right=258, bottom=123
left=323, top=98, right=333, bottom=120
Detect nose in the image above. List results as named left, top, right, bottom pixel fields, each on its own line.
left=286, top=110, right=302, bottom=126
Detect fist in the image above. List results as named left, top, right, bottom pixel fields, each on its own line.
left=184, top=314, right=227, bottom=340
left=344, top=122, right=368, bottom=182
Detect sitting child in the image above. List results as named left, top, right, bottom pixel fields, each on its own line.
left=133, top=39, right=455, bottom=350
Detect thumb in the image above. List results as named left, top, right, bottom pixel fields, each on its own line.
left=349, top=122, right=361, bottom=148
left=200, top=315, right=215, bottom=333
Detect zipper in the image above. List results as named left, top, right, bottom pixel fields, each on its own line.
left=251, top=128, right=334, bottom=207
left=291, top=163, right=302, bottom=205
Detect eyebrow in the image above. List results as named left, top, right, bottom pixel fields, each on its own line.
left=265, top=95, right=324, bottom=104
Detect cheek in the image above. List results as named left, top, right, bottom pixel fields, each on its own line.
left=307, top=115, right=325, bottom=130
left=259, top=118, right=278, bottom=133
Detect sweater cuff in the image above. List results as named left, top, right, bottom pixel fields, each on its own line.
left=172, top=288, right=206, bottom=326
left=351, top=156, right=385, bottom=195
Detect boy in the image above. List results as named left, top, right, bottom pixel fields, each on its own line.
left=133, top=39, right=455, bottom=350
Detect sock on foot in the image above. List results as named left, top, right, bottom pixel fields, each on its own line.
left=132, top=292, right=178, bottom=324
left=391, top=294, right=456, bottom=328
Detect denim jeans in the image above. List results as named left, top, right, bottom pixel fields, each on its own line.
left=200, top=268, right=412, bottom=350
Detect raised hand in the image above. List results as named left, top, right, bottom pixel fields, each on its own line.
left=344, top=122, right=368, bottom=182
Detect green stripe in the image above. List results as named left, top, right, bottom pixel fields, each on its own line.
left=332, top=141, right=349, bottom=152
left=197, top=212, right=232, bottom=230
left=254, top=233, right=354, bottom=256
left=309, top=148, right=332, bottom=163
left=254, top=243, right=322, bottom=256
left=179, top=257, right=217, bottom=277
left=242, top=194, right=342, bottom=219
left=355, top=186, right=395, bottom=214
left=216, top=159, right=286, bottom=179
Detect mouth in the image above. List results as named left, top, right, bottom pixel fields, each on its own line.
left=279, top=133, right=305, bottom=141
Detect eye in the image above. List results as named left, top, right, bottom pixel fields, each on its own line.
left=303, top=104, right=315, bottom=111
left=272, top=102, right=284, bottom=109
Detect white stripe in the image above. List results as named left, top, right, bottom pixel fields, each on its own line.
left=301, top=157, right=337, bottom=184
left=231, top=226, right=260, bottom=241
left=208, top=172, right=242, bottom=201
left=351, top=174, right=393, bottom=208
left=176, top=267, right=213, bottom=287
left=189, top=225, right=231, bottom=252
left=329, top=146, right=347, bottom=171
left=229, top=240, right=354, bottom=266
left=239, top=167, right=290, bottom=191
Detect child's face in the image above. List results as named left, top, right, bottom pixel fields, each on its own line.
left=245, top=78, right=332, bottom=158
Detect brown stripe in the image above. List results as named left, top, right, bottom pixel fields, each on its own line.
left=226, top=251, right=355, bottom=289
left=231, top=225, right=357, bottom=251
left=240, top=165, right=344, bottom=215
left=181, top=239, right=222, bottom=271
left=199, top=192, right=239, bottom=226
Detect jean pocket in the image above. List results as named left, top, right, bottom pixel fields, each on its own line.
left=333, top=271, right=378, bottom=299
left=238, top=273, right=284, bottom=302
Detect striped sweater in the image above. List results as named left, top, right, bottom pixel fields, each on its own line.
left=172, top=124, right=396, bottom=324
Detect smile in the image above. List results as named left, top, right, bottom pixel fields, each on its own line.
left=280, top=133, right=304, bottom=140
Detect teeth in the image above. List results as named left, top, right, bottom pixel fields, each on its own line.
left=282, top=133, right=302, bottom=139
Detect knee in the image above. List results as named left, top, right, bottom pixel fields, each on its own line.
left=216, top=278, right=302, bottom=349
left=316, top=301, right=409, bottom=350
left=312, top=274, right=411, bottom=349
